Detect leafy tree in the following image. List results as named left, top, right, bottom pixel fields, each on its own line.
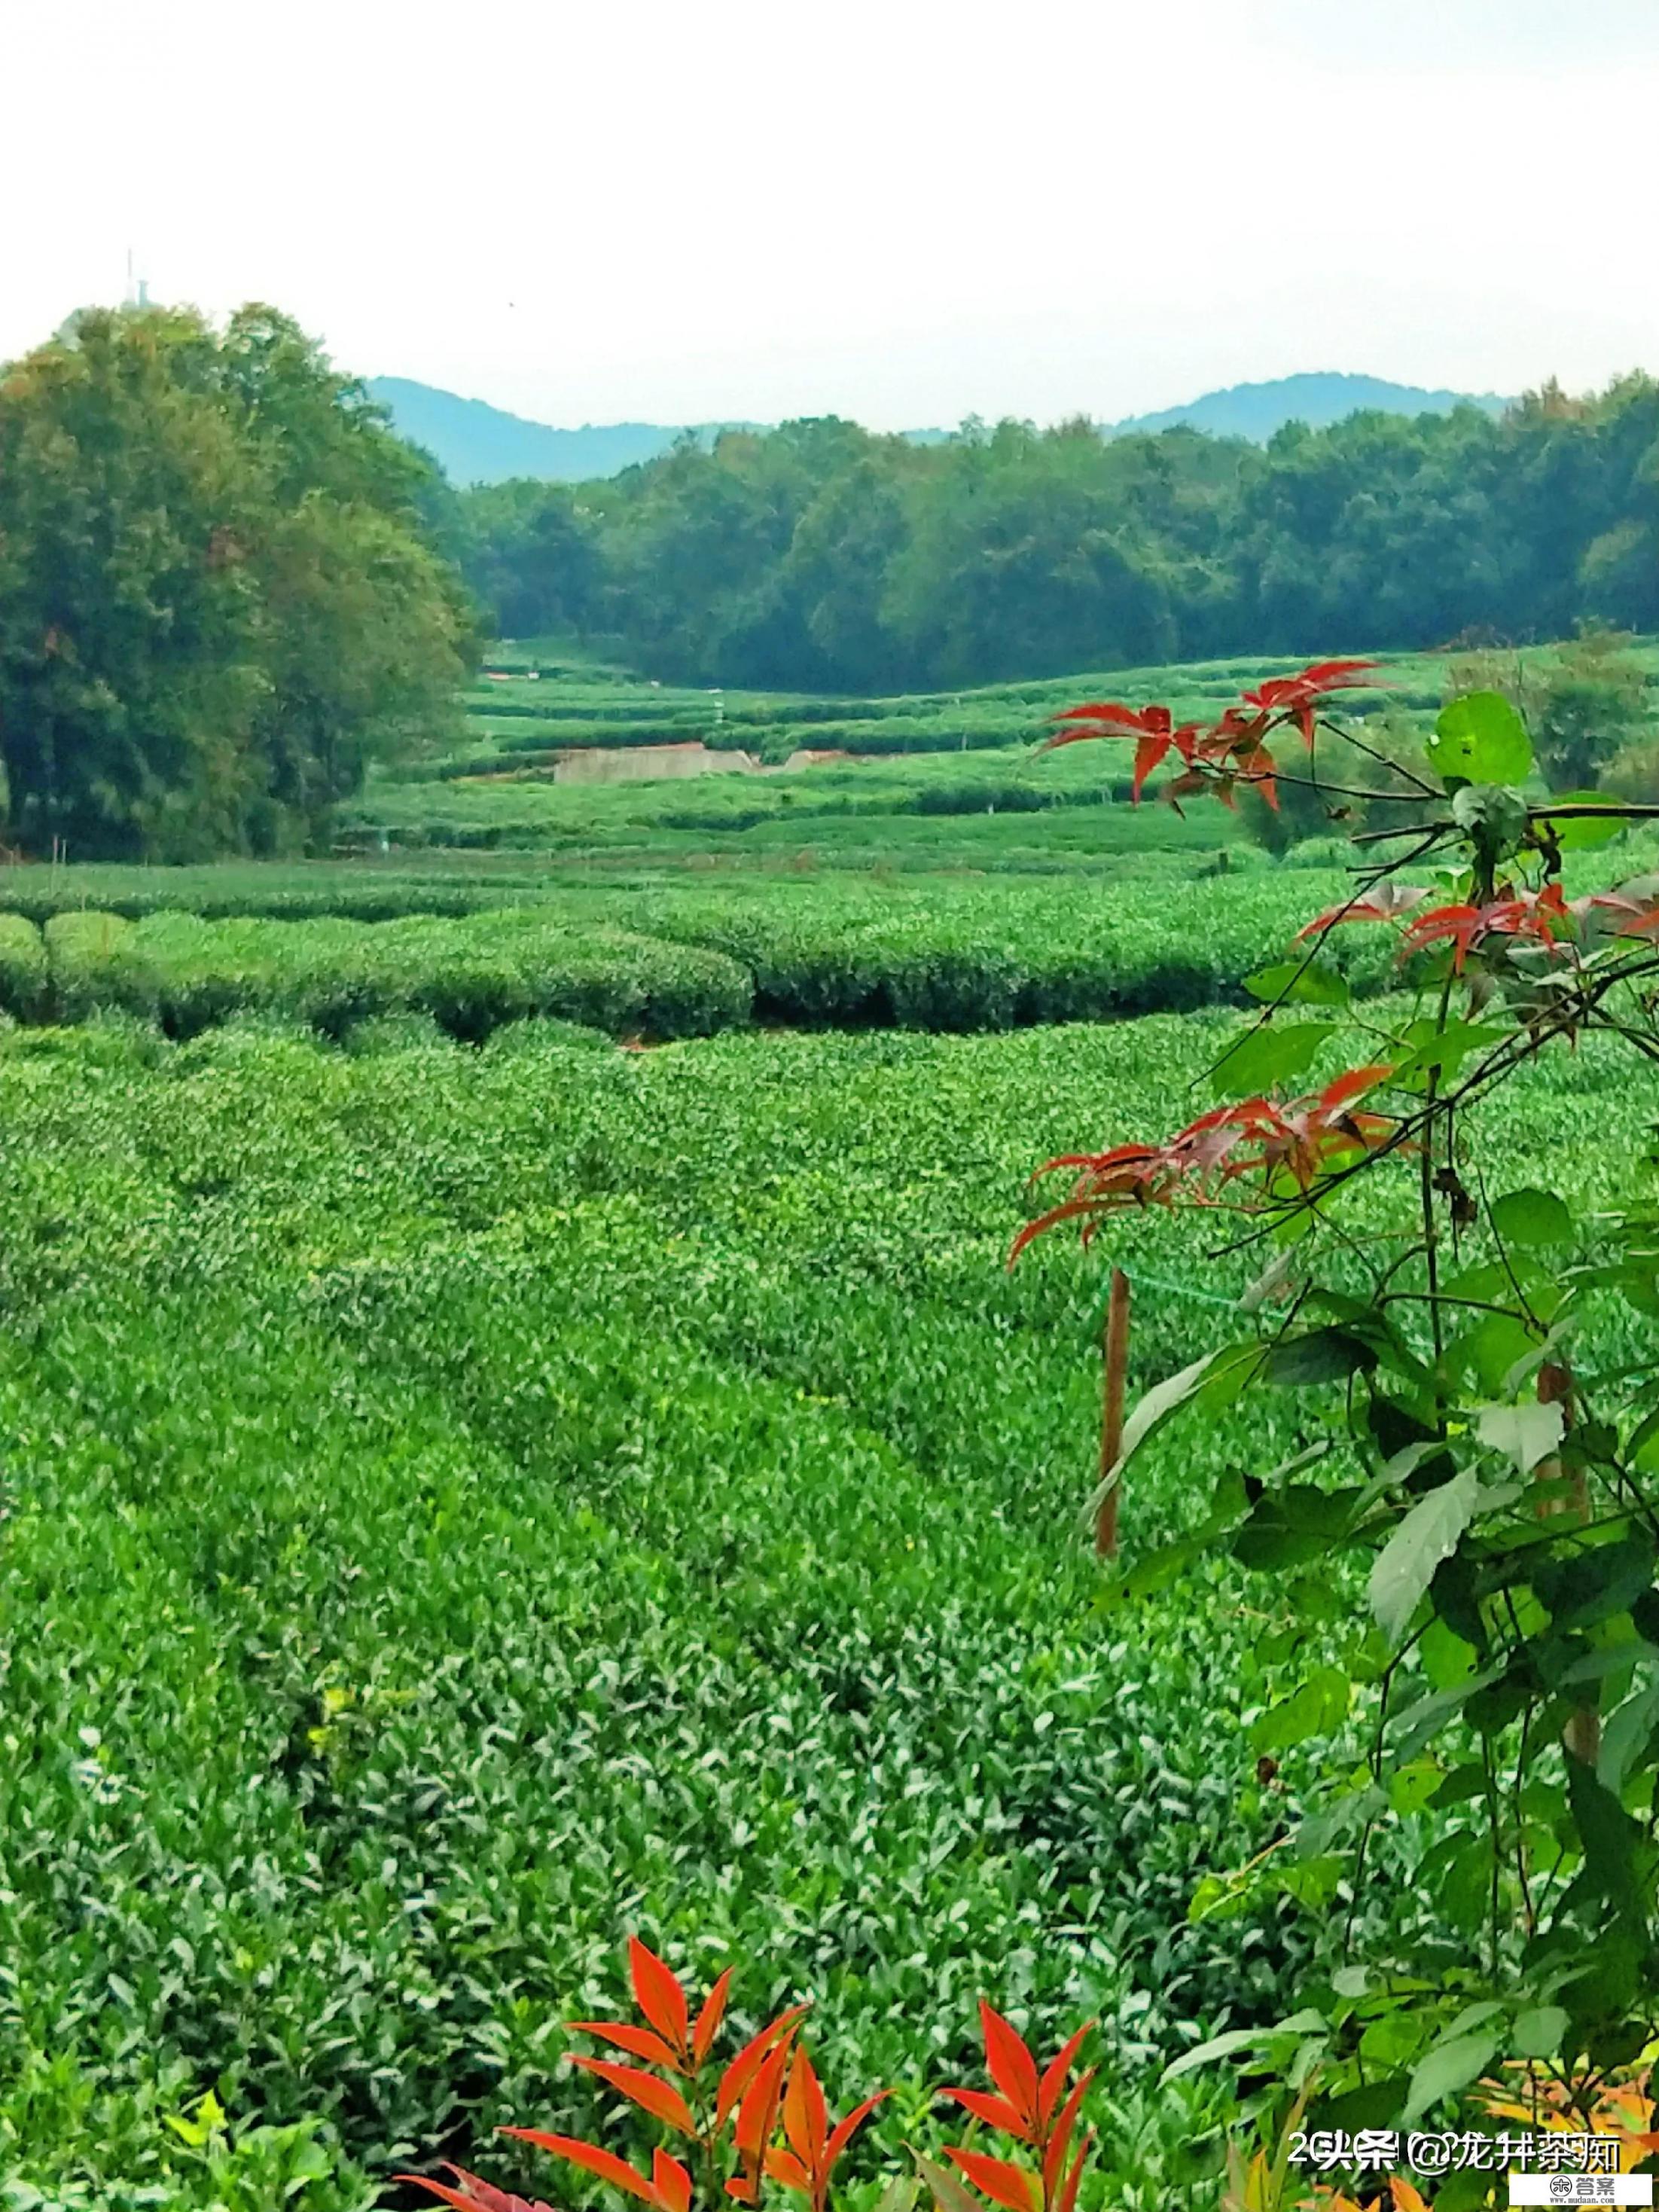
left=1021, top=663, right=1659, bottom=2172
left=0, top=304, right=475, bottom=859
left=1530, top=628, right=1650, bottom=792
left=453, top=373, right=1659, bottom=697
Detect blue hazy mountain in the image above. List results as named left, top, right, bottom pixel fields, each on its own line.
left=367, top=371, right=1513, bottom=486
left=1109, top=371, right=1511, bottom=442
left=363, top=380, right=724, bottom=486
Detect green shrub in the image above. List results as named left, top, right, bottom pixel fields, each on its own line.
left=0, top=911, right=48, bottom=1016
left=44, top=908, right=150, bottom=1021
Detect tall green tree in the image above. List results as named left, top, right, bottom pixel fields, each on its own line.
left=453, top=373, right=1659, bottom=697
left=0, top=304, right=477, bottom=859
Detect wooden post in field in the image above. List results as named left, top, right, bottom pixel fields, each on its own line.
left=1096, top=1268, right=1131, bottom=1559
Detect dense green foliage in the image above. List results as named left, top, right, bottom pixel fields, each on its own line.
left=32, top=907, right=751, bottom=1041
left=0, top=306, right=476, bottom=862
left=2, top=1000, right=1644, bottom=2210
left=0, top=868, right=1410, bottom=1039
left=454, top=383, right=1659, bottom=691
left=8, top=639, right=1659, bottom=2206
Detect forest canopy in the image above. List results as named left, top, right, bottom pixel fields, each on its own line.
left=456, top=377, right=1659, bottom=692
left=0, top=304, right=477, bottom=861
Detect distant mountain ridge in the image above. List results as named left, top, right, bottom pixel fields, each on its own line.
left=362, top=380, right=732, bottom=487
left=1109, top=371, right=1512, bottom=441
left=367, top=371, right=1515, bottom=487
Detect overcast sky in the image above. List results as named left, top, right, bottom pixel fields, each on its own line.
left=8, top=0, right=1659, bottom=431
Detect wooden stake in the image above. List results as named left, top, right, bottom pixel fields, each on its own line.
left=1096, top=1268, right=1131, bottom=1559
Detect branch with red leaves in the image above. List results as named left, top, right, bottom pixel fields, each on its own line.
left=1042, top=659, right=1383, bottom=813
left=399, top=1944, right=1097, bottom=2212
left=1009, top=1068, right=1401, bottom=1262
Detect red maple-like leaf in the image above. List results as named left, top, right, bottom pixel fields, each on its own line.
left=1241, top=658, right=1380, bottom=746
left=1009, top=1067, right=1400, bottom=1260
left=1589, top=886, right=1659, bottom=938
left=1398, top=882, right=1573, bottom=972
left=1041, top=700, right=1206, bottom=802
left=1293, top=883, right=1432, bottom=942
left=500, top=2136, right=693, bottom=2212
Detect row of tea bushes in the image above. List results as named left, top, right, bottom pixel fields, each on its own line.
left=0, top=867, right=1438, bottom=1039
left=7, top=879, right=1368, bottom=1041
left=0, top=860, right=570, bottom=925
left=37, top=910, right=753, bottom=1041
left=620, top=871, right=1393, bottom=1030
left=20, top=830, right=1657, bottom=1041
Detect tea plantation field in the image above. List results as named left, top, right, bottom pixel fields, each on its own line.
left=5, top=639, right=1657, bottom=2207
left=0, top=1006, right=1648, bottom=2209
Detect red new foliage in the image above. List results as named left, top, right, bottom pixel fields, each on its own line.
left=1009, top=1068, right=1398, bottom=1261
left=938, top=2003, right=1094, bottom=2212
left=501, top=2138, right=693, bottom=2212
left=404, top=1939, right=811, bottom=2212
left=1293, top=883, right=1432, bottom=941
left=761, top=2047, right=890, bottom=2212
left=1039, top=701, right=1207, bottom=802
left=395, top=2165, right=557, bottom=2212
left=1589, top=886, right=1659, bottom=938
left=1398, top=881, right=1574, bottom=972
left=1043, top=657, right=1377, bottom=809
left=1240, top=658, right=1380, bottom=746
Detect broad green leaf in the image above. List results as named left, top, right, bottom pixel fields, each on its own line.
left=1264, top=1327, right=1377, bottom=1387
left=1535, top=791, right=1627, bottom=850
left=1209, top=1021, right=1326, bottom=1102
left=1599, top=1679, right=1659, bottom=1792
left=1539, top=1533, right=1657, bottom=1631
left=1192, top=1341, right=1269, bottom=1413
left=1489, top=1187, right=1572, bottom=1249
left=1243, top=959, right=1350, bottom=1008
left=1274, top=1853, right=1342, bottom=1910
left=1511, top=2005, right=1569, bottom=2060
left=1567, top=1758, right=1645, bottom=1910
left=1104, top=1533, right=1216, bottom=1604
left=1159, top=2025, right=1272, bottom=2083
left=1474, top=1399, right=1564, bottom=1474
left=1401, top=2030, right=1501, bottom=2126
left=1087, top=1350, right=1242, bottom=1520
left=1629, top=1403, right=1659, bottom=1472
left=1233, top=1490, right=1346, bottom=1571
left=1428, top=1760, right=1488, bottom=1808
left=1390, top=1665, right=1507, bottom=1759
left=1388, top=1757, right=1445, bottom=1815
left=1430, top=691, right=1533, bottom=785
left=1450, top=781, right=1529, bottom=856
left=1389, top=1018, right=1508, bottom=1094
left=1250, top=1665, right=1351, bottom=1754
left=1449, top=1312, right=1542, bottom=1396
left=1420, top=1617, right=1481, bottom=1693
left=1369, top=1468, right=1481, bottom=1645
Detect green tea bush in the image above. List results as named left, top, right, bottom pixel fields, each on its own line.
left=38, top=909, right=756, bottom=1043
left=44, top=908, right=149, bottom=1021
left=0, top=910, right=49, bottom=1016
left=339, top=1011, right=459, bottom=1057
left=0, top=1008, right=1645, bottom=2208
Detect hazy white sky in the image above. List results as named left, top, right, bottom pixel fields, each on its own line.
left=8, top=0, right=1659, bottom=430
